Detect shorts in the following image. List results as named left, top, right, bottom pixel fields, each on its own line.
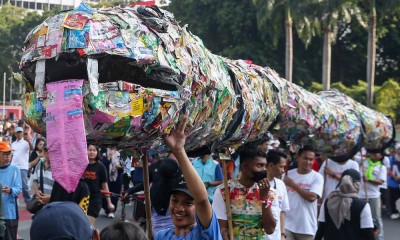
left=87, top=197, right=102, bottom=218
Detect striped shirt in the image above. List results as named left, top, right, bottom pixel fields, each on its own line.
left=32, top=161, right=54, bottom=195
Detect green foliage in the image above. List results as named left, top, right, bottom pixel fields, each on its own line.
left=308, top=82, right=323, bottom=93
left=308, top=80, right=370, bottom=105
left=0, top=4, right=57, bottom=101
left=374, top=79, right=400, bottom=122
left=308, top=79, right=400, bottom=123
left=166, top=0, right=283, bottom=72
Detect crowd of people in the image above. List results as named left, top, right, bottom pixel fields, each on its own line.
left=0, top=117, right=399, bottom=240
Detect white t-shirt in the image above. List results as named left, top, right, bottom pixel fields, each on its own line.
left=318, top=200, right=374, bottom=229
left=359, top=160, right=387, bottom=199
left=285, top=169, right=324, bottom=235
left=380, top=156, right=390, bottom=189
left=266, top=178, right=290, bottom=240
left=318, top=160, right=359, bottom=199
left=11, top=139, right=30, bottom=170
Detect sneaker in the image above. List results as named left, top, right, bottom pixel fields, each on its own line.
left=390, top=213, right=399, bottom=219
left=107, top=213, right=115, bottom=219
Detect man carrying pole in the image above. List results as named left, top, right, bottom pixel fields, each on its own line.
left=359, top=149, right=387, bottom=240
left=212, top=145, right=277, bottom=240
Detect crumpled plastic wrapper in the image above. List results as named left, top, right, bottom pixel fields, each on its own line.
left=318, top=89, right=395, bottom=151
left=265, top=68, right=364, bottom=161
left=19, top=3, right=392, bottom=160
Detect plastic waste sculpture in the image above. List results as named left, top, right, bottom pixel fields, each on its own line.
left=20, top=3, right=394, bottom=164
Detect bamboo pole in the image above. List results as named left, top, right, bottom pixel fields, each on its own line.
left=360, top=151, right=369, bottom=201
left=2, top=73, right=6, bottom=119
left=321, top=158, right=328, bottom=200
left=221, top=160, right=234, bottom=240
left=143, top=153, right=153, bottom=239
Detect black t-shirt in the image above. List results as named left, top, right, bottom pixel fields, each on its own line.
left=29, top=151, right=39, bottom=163
left=84, top=161, right=107, bottom=198
left=29, top=151, right=40, bottom=173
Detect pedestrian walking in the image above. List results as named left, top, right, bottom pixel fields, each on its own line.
left=359, top=150, right=387, bottom=240
left=84, top=144, right=115, bottom=225
left=10, top=127, right=33, bottom=206
left=212, top=145, right=277, bottom=240
left=31, top=147, right=54, bottom=206
left=315, top=169, right=375, bottom=240
left=387, top=144, right=400, bottom=219
left=265, top=149, right=290, bottom=240
left=318, top=158, right=359, bottom=199
left=0, top=142, right=22, bottom=240
left=101, top=147, right=123, bottom=218
left=192, top=154, right=223, bottom=203
left=283, top=145, right=324, bottom=240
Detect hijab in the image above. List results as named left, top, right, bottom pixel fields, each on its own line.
left=327, top=169, right=361, bottom=229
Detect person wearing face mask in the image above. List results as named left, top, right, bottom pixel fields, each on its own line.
left=283, top=145, right=324, bottom=240
left=388, top=144, right=400, bottom=220
left=212, top=145, right=277, bottom=240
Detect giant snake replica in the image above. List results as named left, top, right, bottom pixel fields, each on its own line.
left=20, top=3, right=394, bottom=167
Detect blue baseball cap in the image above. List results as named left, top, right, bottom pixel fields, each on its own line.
left=30, top=201, right=93, bottom=240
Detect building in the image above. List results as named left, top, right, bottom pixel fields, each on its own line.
left=1, top=103, right=23, bottom=120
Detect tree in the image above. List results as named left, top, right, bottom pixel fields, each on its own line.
left=0, top=4, right=58, bottom=102
left=361, top=0, right=399, bottom=107
left=253, top=0, right=299, bottom=82
left=296, top=0, right=365, bottom=90
left=374, top=79, right=400, bottom=122
left=166, top=0, right=282, bottom=71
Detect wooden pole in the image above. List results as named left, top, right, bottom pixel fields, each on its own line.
left=360, top=151, right=369, bottom=201
left=221, top=160, right=234, bottom=240
left=143, top=153, right=153, bottom=239
left=322, top=158, right=328, bottom=200
left=2, top=73, right=6, bottom=119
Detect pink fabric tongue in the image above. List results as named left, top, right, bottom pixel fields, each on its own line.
left=46, top=80, right=88, bottom=193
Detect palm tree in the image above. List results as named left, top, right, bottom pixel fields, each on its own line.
left=364, top=0, right=376, bottom=107
left=253, top=0, right=300, bottom=82
left=297, top=0, right=365, bottom=91
left=363, top=0, right=399, bottom=107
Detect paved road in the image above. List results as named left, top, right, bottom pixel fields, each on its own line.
left=17, top=200, right=400, bottom=240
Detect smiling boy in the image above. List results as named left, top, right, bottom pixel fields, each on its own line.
left=155, top=118, right=222, bottom=239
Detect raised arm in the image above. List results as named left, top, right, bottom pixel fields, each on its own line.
left=163, top=117, right=213, bottom=228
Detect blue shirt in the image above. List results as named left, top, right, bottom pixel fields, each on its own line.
left=215, top=164, right=223, bottom=181
left=0, top=164, right=22, bottom=220
left=152, top=208, right=174, bottom=234
left=232, top=156, right=240, bottom=179
left=155, top=211, right=222, bottom=240
left=388, top=156, right=400, bottom=188
left=133, top=167, right=144, bottom=183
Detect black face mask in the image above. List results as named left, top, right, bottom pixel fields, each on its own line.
left=251, top=170, right=267, bottom=182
